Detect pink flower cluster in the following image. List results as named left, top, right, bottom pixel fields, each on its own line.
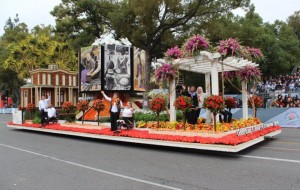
left=223, top=71, right=237, bottom=80
left=217, top=38, right=241, bottom=56
left=238, top=66, right=262, bottom=82
left=165, top=46, right=183, bottom=59
left=155, top=64, right=177, bottom=82
left=247, top=47, right=264, bottom=60
left=184, top=34, right=209, bottom=53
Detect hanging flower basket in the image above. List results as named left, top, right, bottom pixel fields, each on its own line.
left=154, top=63, right=177, bottom=83
left=237, top=65, right=262, bottom=82
left=165, top=46, right=183, bottom=60
left=183, top=34, right=209, bottom=55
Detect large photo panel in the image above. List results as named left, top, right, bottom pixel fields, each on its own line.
left=133, top=47, right=146, bottom=91
left=79, top=45, right=101, bottom=92
left=102, top=44, right=132, bottom=91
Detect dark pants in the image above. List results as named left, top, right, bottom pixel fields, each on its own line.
left=40, top=109, right=48, bottom=125
left=186, top=109, right=198, bottom=125
left=219, top=110, right=232, bottom=123
left=123, top=117, right=134, bottom=129
left=110, top=112, right=120, bottom=131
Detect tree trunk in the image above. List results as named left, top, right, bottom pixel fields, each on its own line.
left=97, top=111, right=100, bottom=126
left=183, top=111, right=186, bottom=130
left=157, top=112, right=160, bottom=128
left=213, top=112, right=217, bottom=132
left=82, top=111, right=85, bottom=125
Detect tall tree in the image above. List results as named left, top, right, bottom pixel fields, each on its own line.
left=288, top=10, right=300, bottom=40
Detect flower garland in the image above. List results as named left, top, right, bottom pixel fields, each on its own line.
left=154, top=63, right=177, bottom=83
left=112, top=98, right=120, bottom=105
left=165, top=46, right=183, bottom=59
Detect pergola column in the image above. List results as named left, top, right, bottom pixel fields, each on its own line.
left=242, top=81, right=248, bottom=119
left=210, top=61, right=219, bottom=95
left=205, top=73, right=211, bottom=123
left=170, top=79, right=176, bottom=122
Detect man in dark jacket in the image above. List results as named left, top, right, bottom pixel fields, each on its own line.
left=182, top=86, right=199, bottom=124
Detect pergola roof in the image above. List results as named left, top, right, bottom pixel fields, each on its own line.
left=172, top=51, right=258, bottom=74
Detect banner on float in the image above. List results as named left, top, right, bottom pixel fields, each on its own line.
left=265, top=108, right=300, bottom=128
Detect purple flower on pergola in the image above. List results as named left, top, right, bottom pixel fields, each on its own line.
left=184, top=34, right=209, bottom=54
left=217, top=38, right=241, bottom=57
left=247, top=47, right=264, bottom=60
left=165, top=46, right=183, bottom=59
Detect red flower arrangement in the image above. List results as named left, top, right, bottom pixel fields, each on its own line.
left=134, top=101, right=142, bottom=109
left=203, top=95, right=225, bottom=132
left=174, top=96, right=193, bottom=112
left=203, top=95, right=225, bottom=114
left=92, top=99, right=106, bottom=126
left=150, top=97, right=166, bottom=127
left=62, top=102, right=74, bottom=114
left=18, top=105, right=26, bottom=111
left=174, top=96, right=193, bottom=129
left=183, top=34, right=209, bottom=55
left=77, top=100, right=89, bottom=124
left=225, top=96, right=237, bottom=110
left=155, top=64, right=177, bottom=83
left=248, top=95, right=263, bottom=108
left=26, top=103, right=36, bottom=120
left=165, top=46, right=183, bottom=59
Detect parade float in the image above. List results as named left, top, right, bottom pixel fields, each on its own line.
left=7, top=34, right=281, bottom=152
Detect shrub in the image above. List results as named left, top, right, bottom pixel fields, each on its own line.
left=32, top=117, right=41, bottom=124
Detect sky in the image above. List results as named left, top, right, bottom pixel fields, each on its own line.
left=0, top=0, right=299, bottom=36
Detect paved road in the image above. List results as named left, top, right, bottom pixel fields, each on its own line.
left=1, top=114, right=300, bottom=190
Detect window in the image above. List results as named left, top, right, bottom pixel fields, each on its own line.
left=73, top=76, right=77, bottom=87
left=62, top=75, right=66, bottom=86
left=47, top=74, right=51, bottom=85
left=69, top=75, right=72, bottom=86
left=56, top=74, right=59, bottom=85
left=42, top=73, right=46, bottom=85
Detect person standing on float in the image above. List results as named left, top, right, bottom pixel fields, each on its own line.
left=101, top=91, right=123, bottom=131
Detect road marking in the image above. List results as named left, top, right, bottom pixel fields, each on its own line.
left=0, top=143, right=182, bottom=190
left=237, top=154, right=300, bottom=164
left=276, top=141, right=300, bottom=145
left=254, top=146, right=300, bottom=152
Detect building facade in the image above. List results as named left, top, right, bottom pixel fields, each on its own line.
left=20, top=65, right=78, bottom=107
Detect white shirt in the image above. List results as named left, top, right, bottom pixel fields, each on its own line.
left=197, top=93, right=208, bottom=108
left=45, top=107, right=56, bottom=118
left=39, top=96, right=51, bottom=111
left=122, top=107, right=133, bottom=117
left=103, top=94, right=123, bottom=113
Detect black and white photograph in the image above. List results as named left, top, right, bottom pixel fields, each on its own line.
left=79, top=45, right=101, bottom=92
left=103, top=44, right=132, bottom=91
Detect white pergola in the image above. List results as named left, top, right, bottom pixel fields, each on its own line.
left=168, top=51, right=259, bottom=122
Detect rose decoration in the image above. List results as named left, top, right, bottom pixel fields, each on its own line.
left=92, top=99, right=106, bottom=126
left=77, top=100, right=89, bottom=124
left=174, top=96, right=193, bottom=130
left=150, top=97, right=166, bottom=127
left=203, top=95, right=225, bottom=132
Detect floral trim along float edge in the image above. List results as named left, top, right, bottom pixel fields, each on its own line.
left=7, top=122, right=281, bottom=146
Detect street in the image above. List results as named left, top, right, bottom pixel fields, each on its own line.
left=0, top=114, right=300, bottom=190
